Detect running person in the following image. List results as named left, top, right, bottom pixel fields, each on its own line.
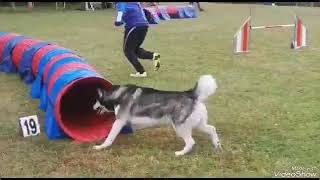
left=115, top=2, right=160, bottom=78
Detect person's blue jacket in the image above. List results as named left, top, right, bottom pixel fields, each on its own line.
left=115, top=2, right=149, bottom=29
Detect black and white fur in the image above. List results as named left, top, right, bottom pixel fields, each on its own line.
left=93, top=75, right=221, bottom=156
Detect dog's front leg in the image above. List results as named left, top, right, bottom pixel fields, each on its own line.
left=93, top=119, right=126, bottom=150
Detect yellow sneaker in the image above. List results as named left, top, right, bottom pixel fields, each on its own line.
left=130, top=72, right=147, bottom=78
left=153, top=53, right=160, bottom=71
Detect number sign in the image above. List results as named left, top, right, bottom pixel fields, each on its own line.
left=19, top=115, right=40, bottom=137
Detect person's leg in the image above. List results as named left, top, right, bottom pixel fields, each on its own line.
left=136, top=48, right=153, bottom=59
left=197, top=2, right=204, bottom=11
left=123, top=27, right=146, bottom=74
left=133, top=26, right=153, bottom=59
left=134, top=26, right=161, bottom=71
left=123, top=27, right=129, bottom=51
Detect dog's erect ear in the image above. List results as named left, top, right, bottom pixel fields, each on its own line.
left=97, top=88, right=103, bottom=98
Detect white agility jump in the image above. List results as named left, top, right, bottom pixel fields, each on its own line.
left=250, top=24, right=294, bottom=29
left=233, top=15, right=308, bottom=54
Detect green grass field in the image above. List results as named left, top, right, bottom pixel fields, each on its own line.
left=0, top=3, right=319, bottom=178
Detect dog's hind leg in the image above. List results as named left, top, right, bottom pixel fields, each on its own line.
left=196, top=117, right=221, bottom=150
left=198, top=124, right=221, bottom=150
left=193, top=104, right=221, bottom=150
left=174, top=124, right=195, bottom=156
left=93, top=119, right=127, bottom=150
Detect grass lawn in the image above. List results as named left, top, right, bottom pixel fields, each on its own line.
left=0, top=2, right=319, bottom=178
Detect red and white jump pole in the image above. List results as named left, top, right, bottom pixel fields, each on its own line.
left=291, top=16, right=307, bottom=49
left=233, top=15, right=308, bottom=54
left=233, top=16, right=251, bottom=54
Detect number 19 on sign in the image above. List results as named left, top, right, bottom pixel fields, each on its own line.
left=19, top=115, right=40, bottom=137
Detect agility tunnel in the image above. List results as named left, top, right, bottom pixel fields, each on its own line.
left=143, top=5, right=198, bottom=24
left=0, top=32, right=132, bottom=143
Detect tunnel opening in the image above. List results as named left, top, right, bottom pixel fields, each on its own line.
left=56, top=77, right=115, bottom=143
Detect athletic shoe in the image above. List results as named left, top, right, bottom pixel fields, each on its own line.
left=153, top=53, right=161, bottom=71
left=130, top=72, right=147, bottom=78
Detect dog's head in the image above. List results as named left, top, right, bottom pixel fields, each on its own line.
left=93, top=87, right=120, bottom=115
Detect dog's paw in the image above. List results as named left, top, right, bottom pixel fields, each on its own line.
left=214, top=142, right=223, bottom=152
left=93, top=145, right=106, bottom=150
left=175, top=151, right=185, bottom=156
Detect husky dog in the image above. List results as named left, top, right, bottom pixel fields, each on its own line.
left=92, top=75, right=222, bottom=156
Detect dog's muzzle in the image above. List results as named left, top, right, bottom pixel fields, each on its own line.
left=96, top=106, right=104, bottom=115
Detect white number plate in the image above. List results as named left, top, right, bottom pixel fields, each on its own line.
left=19, top=115, right=40, bottom=137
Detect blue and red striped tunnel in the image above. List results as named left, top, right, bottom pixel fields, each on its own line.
left=0, top=32, right=132, bottom=143
left=143, top=5, right=198, bottom=24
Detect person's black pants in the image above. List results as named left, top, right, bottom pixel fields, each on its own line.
left=123, top=26, right=154, bottom=73
left=189, top=2, right=202, bottom=10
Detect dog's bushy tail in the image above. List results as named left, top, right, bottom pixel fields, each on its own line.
left=193, top=75, right=218, bottom=102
